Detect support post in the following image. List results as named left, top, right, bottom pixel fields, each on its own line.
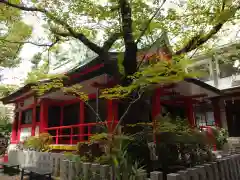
left=107, top=100, right=118, bottom=132
left=107, top=100, right=114, bottom=132
left=17, top=111, right=22, bottom=142
left=79, top=101, right=84, bottom=141
left=40, top=99, right=48, bottom=133
left=152, top=88, right=161, bottom=119
left=186, top=98, right=195, bottom=128
left=212, top=99, right=221, bottom=127
left=60, top=106, right=64, bottom=138
left=10, top=111, right=17, bottom=143
left=31, top=97, right=37, bottom=136
left=152, top=88, right=162, bottom=142
left=113, top=100, right=118, bottom=127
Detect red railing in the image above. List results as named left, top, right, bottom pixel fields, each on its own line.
left=45, top=121, right=118, bottom=145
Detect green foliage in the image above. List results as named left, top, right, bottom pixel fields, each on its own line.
left=152, top=115, right=216, bottom=172
left=0, top=84, right=18, bottom=97
left=31, top=75, right=67, bottom=96
left=1, top=0, right=239, bottom=72
left=89, top=133, right=108, bottom=142
left=0, top=115, right=12, bottom=155
left=101, top=56, right=202, bottom=99
left=62, top=84, right=89, bottom=101
left=212, top=127, right=228, bottom=150
left=24, top=60, right=51, bottom=84
left=117, top=53, right=125, bottom=76
left=0, top=115, right=12, bottom=138
left=155, top=115, right=214, bottom=145
left=155, top=114, right=191, bottom=134
left=0, top=2, right=32, bottom=68
left=23, top=133, right=53, bottom=152
left=75, top=132, right=145, bottom=179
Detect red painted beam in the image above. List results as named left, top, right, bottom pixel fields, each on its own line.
left=91, top=80, right=118, bottom=89
left=68, top=63, right=104, bottom=79
left=11, top=92, right=34, bottom=104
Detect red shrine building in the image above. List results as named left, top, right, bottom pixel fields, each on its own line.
left=1, top=35, right=228, bottom=148
left=1, top=55, right=223, bottom=147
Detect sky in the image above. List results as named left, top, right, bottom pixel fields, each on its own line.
left=1, top=0, right=240, bottom=86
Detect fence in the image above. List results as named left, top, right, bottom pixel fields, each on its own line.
left=7, top=150, right=240, bottom=180
left=45, top=121, right=118, bottom=145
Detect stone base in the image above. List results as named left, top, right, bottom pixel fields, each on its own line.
left=7, top=144, right=17, bottom=153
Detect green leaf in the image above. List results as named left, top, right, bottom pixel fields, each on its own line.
left=214, top=8, right=237, bottom=24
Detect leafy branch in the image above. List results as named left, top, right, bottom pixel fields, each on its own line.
left=136, top=0, right=167, bottom=44
left=0, top=37, right=60, bottom=47
left=0, top=0, right=120, bottom=55
left=113, top=90, right=143, bottom=134
left=175, top=3, right=240, bottom=55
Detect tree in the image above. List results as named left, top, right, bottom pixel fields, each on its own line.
left=0, top=0, right=32, bottom=68
left=0, top=84, right=18, bottom=97
left=0, top=0, right=239, bottom=81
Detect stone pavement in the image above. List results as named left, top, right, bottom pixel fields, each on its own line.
left=0, top=175, right=21, bottom=180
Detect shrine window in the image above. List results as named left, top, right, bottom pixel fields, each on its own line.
left=21, top=109, right=33, bottom=124
left=36, top=106, right=40, bottom=122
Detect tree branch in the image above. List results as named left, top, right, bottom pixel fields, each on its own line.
left=175, top=23, right=223, bottom=55
left=0, top=0, right=104, bottom=55
left=136, top=0, right=166, bottom=44
left=113, top=91, right=143, bottom=134
left=102, top=32, right=122, bottom=51
left=175, top=4, right=240, bottom=55
left=0, top=38, right=59, bottom=47
left=51, top=28, right=105, bottom=55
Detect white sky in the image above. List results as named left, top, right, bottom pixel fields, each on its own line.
left=1, top=1, right=240, bottom=86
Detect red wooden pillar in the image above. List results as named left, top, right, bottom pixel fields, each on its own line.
left=212, top=99, right=221, bottom=127
left=152, top=88, right=162, bottom=142
left=39, top=100, right=48, bottom=133
left=10, top=114, right=17, bottom=143
left=31, top=97, right=37, bottom=136
left=79, top=101, right=84, bottom=141
left=186, top=98, right=195, bottom=127
left=108, top=100, right=114, bottom=131
left=113, top=100, right=118, bottom=122
left=60, top=106, right=64, bottom=137
left=152, top=88, right=162, bottom=122
left=17, top=111, right=22, bottom=142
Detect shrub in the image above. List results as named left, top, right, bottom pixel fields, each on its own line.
left=212, top=127, right=228, bottom=150
left=23, top=133, right=53, bottom=152
left=154, top=115, right=215, bottom=173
